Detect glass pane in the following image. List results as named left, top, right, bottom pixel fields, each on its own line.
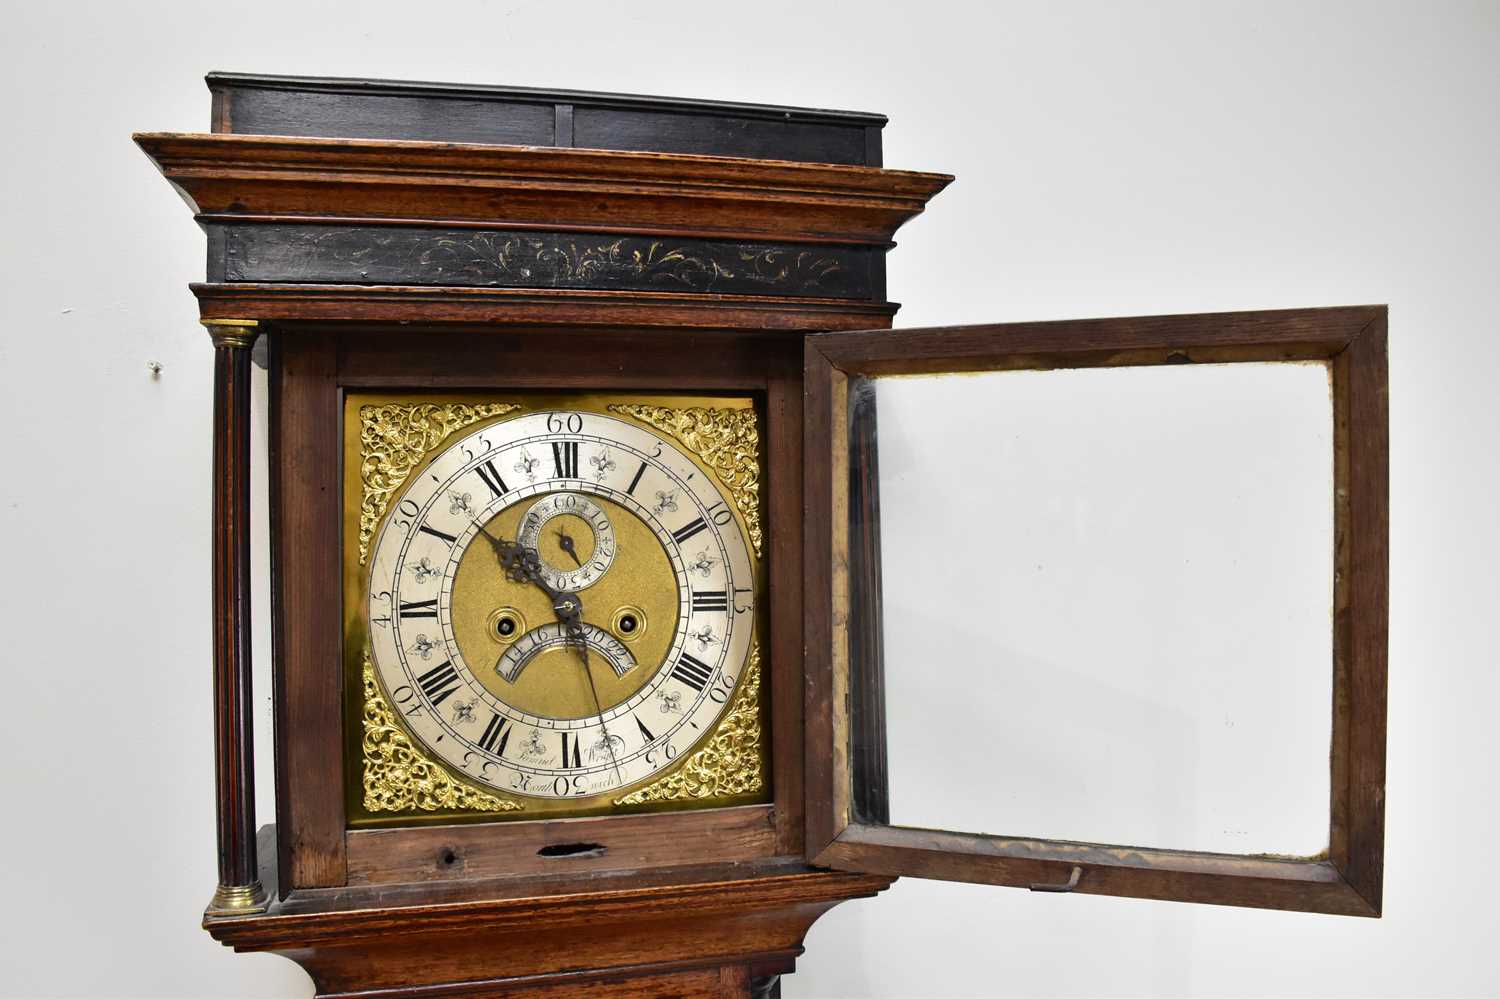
left=867, top=362, right=1333, bottom=857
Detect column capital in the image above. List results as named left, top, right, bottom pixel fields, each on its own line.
left=202, top=318, right=261, bottom=349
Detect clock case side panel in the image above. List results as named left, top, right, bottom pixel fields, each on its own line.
left=270, top=329, right=348, bottom=891
left=802, top=306, right=1388, bottom=916
left=271, top=322, right=815, bottom=896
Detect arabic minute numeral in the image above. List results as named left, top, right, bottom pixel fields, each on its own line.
left=553, top=775, right=587, bottom=796
left=709, top=672, right=736, bottom=704
left=372, top=590, right=392, bottom=628
left=546, top=413, right=584, bottom=434
left=394, top=498, right=421, bottom=532
left=646, top=741, right=678, bottom=765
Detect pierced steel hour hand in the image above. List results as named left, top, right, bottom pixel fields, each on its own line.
left=479, top=527, right=588, bottom=663
left=481, top=528, right=558, bottom=598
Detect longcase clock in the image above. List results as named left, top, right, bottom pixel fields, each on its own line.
left=136, top=73, right=1388, bottom=999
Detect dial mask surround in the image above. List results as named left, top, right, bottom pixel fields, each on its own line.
left=361, top=403, right=760, bottom=810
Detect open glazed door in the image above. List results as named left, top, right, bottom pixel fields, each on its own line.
left=804, top=306, right=1387, bottom=916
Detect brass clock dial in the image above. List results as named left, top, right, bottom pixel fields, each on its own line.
left=365, top=407, right=757, bottom=803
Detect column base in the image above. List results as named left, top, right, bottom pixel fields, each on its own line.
left=206, top=881, right=269, bottom=917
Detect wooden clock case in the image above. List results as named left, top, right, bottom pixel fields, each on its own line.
left=136, top=73, right=1388, bottom=999
left=136, top=74, right=951, bottom=998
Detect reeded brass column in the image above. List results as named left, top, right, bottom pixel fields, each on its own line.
left=202, top=319, right=268, bottom=916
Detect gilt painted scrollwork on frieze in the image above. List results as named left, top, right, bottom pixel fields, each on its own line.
left=220, top=224, right=869, bottom=299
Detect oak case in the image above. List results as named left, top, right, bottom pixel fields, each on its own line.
left=136, top=73, right=1388, bottom=999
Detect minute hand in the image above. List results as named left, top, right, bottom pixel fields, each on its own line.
left=478, top=527, right=622, bottom=781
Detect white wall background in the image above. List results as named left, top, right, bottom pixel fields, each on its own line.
left=1, top=1, right=1495, bottom=996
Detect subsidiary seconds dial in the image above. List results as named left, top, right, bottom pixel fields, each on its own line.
left=515, top=492, right=617, bottom=592
left=366, top=409, right=756, bottom=801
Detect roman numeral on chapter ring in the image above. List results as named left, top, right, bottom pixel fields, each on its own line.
left=419, top=523, right=458, bottom=545
left=474, top=459, right=509, bottom=498
left=691, top=590, right=728, bottom=613
left=416, top=660, right=462, bottom=706
left=477, top=713, right=513, bottom=756
left=626, top=461, right=648, bottom=495
left=560, top=731, right=583, bottom=768
left=552, top=441, right=579, bottom=479
left=672, top=517, right=709, bottom=545
left=671, top=653, right=715, bottom=692
left=399, top=598, right=439, bottom=618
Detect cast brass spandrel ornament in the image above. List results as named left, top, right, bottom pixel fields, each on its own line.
left=358, top=402, right=522, bottom=564
left=361, top=650, right=524, bottom=814
left=608, top=404, right=764, bottom=558
left=614, top=644, right=764, bottom=805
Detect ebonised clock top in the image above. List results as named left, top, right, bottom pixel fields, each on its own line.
left=209, top=71, right=886, bottom=166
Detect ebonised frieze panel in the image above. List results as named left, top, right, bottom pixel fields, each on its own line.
left=210, top=223, right=880, bottom=299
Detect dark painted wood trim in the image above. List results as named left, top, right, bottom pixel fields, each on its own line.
left=207, top=222, right=880, bottom=300
left=205, top=72, right=885, bottom=167
left=845, top=380, right=889, bottom=826
left=206, top=72, right=887, bottom=126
